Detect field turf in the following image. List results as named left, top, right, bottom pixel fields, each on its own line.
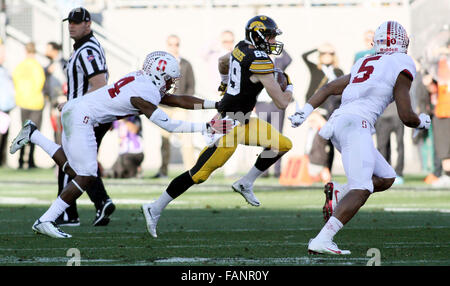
left=0, top=167, right=449, bottom=267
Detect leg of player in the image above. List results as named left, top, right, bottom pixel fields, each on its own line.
left=372, top=175, right=395, bottom=192
left=326, top=176, right=394, bottom=226
left=309, top=114, right=377, bottom=255
left=323, top=175, right=395, bottom=222
left=141, top=171, right=195, bottom=238
left=33, top=175, right=95, bottom=238
left=233, top=118, right=292, bottom=206
left=142, top=140, right=239, bottom=238
left=232, top=148, right=290, bottom=207
left=10, top=120, right=77, bottom=178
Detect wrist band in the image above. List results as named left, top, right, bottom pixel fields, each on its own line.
left=303, top=103, right=314, bottom=117
left=203, top=99, right=217, bottom=109
left=220, top=73, right=229, bottom=83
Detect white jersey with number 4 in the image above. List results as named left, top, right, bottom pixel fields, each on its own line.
left=331, top=52, right=416, bottom=132
left=60, top=70, right=161, bottom=177
left=69, top=70, right=161, bottom=125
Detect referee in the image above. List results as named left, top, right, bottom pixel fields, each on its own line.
left=56, top=7, right=115, bottom=226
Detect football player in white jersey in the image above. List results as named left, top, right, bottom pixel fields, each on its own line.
left=289, top=21, right=431, bottom=255
left=9, top=51, right=233, bottom=238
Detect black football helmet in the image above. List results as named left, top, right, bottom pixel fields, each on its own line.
left=245, top=15, right=283, bottom=55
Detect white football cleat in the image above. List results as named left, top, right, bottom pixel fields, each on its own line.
left=141, top=203, right=160, bottom=238
left=308, top=238, right=351, bottom=255
left=32, top=219, right=72, bottom=238
left=232, top=180, right=260, bottom=207
left=10, top=120, right=37, bottom=154
left=323, top=182, right=348, bottom=223
left=431, top=175, right=450, bottom=188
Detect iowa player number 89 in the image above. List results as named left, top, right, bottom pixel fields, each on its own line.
left=227, top=59, right=241, bottom=96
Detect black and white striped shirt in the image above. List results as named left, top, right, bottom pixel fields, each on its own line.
left=65, top=31, right=108, bottom=100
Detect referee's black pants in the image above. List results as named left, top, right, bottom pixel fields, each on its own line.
left=57, top=122, right=112, bottom=219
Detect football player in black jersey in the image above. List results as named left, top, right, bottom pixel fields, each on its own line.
left=141, top=15, right=294, bottom=238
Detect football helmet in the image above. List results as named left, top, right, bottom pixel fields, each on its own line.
left=245, top=15, right=283, bottom=55
left=142, top=51, right=181, bottom=94
left=373, top=21, right=409, bottom=54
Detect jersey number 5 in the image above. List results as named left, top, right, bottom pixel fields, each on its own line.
left=352, top=56, right=381, bottom=83
left=108, top=76, right=135, bottom=98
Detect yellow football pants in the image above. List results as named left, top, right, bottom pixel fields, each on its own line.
left=190, top=117, right=292, bottom=183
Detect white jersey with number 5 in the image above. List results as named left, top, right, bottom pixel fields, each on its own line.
left=331, top=53, right=416, bottom=132
left=74, top=70, right=161, bottom=124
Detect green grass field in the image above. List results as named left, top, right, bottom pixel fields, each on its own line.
left=0, top=167, right=449, bottom=266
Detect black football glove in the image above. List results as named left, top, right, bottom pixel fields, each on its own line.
left=218, top=82, right=227, bottom=96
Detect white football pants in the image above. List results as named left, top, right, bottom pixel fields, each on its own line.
left=61, top=99, right=98, bottom=177
left=326, top=113, right=396, bottom=193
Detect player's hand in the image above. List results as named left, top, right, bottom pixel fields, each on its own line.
left=218, top=82, right=227, bottom=96
left=206, top=114, right=234, bottom=134
left=288, top=111, right=307, bottom=128
left=418, top=113, right=431, bottom=129
left=288, top=103, right=314, bottom=128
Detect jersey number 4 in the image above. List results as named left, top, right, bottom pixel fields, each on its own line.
left=352, top=56, right=381, bottom=83
left=108, top=76, right=135, bottom=98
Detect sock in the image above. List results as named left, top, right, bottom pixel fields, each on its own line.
left=152, top=191, right=174, bottom=215
left=254, top=149, right=283, bottom=172
left=241, top=166, right=264, bottom=185
left=315, top=216, right=343, bottom=242
left=166, top=171, right=194, bottom=199
left=39, top=197, right=70, bottom=222
left=30, top=130, right=60, bottom=158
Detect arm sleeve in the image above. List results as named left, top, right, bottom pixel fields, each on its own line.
left=149, top=108, right=206, bottom=133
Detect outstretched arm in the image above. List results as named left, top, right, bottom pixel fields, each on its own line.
left=130, top=97, right=230, bottom=134
left=307, top=74, right=350, bottom=108
left=160, top=94, right=217, bottom=110
left=288, top=74, right=350, bottom=128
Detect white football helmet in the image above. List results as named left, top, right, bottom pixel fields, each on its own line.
left=373, top=21, right=409, bottom=54
left=142, top=51, right=181, bottom=94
